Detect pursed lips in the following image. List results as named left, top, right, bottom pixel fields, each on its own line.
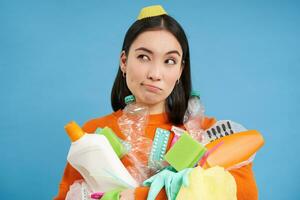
left=141, top=83, right=162, bottom=91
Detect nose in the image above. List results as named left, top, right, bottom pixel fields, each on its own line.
left=147, top=62, right=162, bottom=81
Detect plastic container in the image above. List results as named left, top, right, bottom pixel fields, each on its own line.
left=203, top=130, right=264, bottom=169
left=65, top=121, right=138, bottom=193
left=183, top=91, right=205, bottom=142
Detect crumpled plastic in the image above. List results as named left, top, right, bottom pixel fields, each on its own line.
left=65, top=179, right=93, bottom=200
left=118, top=101, right=153, bottom=185
left=176, top=166, right=237, bottom=200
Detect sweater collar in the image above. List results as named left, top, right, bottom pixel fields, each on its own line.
left=113, top=109, right=170, bottom=125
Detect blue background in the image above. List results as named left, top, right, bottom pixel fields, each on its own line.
left=1, top=0, right=299, bottom=199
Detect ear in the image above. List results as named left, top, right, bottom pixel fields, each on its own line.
left=119, top=50, right=127, bottom=73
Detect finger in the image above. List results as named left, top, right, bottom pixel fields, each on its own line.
left=143, top=174, right=157, bottom=186
left=182, top=169, right=192, bottom=187
left=165, top=176, right=173, bottom=200
left=147, top=179, right=165, bottom=200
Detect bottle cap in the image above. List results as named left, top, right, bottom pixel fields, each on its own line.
left=191, top=90, right=200, bottom=98
left=124, top=95, right=135, bottom=104
left=65, top=121, right=85, bottom=142
left=137, top=5, right=168, bottom=20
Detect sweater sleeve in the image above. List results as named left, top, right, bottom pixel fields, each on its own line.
left=53, top=162, right=83, bottom=200
left=135, top=187, right=168, bottom=200
left=53, top=120, right=104, bottom=200
left=229, top=163, right=258, bottom=200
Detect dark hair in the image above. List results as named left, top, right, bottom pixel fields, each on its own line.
left=111, top=15, right=192, bottom=125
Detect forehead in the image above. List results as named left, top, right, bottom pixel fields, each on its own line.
left=130, top=30, right=182, bottom=55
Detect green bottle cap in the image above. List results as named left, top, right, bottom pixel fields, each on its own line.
left=191, top=90, right=200, bottom=98
left=124, top=95, right=135, bottom=104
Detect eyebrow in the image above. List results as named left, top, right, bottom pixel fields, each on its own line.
left=135, top=47, right=181, bottom=57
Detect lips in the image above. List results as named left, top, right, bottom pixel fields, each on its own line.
left=142, top=83, right=162, bottom=92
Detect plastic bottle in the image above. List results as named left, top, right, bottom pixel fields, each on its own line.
left=118, top=95, right=149, bottom=140
left=117, top=95, right=153, bottom=185
left=183, top=91, right=205, bottom=142
left=65, top=121, right=138, bottom=193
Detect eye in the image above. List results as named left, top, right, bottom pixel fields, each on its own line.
left=137, top=54, right=150, bottom=62
left=165, top=58, right=177, bottom=65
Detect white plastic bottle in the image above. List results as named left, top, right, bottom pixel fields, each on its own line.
left=65, top=121, right=138, bottom=193
left=183, top=91, right=205, bottom=142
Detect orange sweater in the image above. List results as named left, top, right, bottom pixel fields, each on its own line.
left=54, top=110, right=258, bottom=200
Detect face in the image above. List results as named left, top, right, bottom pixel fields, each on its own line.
left=120, top=30, right=183, bottom=112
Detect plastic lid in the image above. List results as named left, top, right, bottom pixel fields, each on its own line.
left=191, top=90, right=200, bottom=98
left=65, top=121, right=85, bottom=142
left=124, top=95, right=135, bottom=104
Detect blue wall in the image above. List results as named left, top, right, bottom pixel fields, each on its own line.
left=1, top=0, right=299, bottom=199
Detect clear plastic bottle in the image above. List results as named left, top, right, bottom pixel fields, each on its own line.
left=117, top=95, right=153, bottom=185
left=118, top=95, right=149, bottom=140
left=183, top=91, right=205, bottom=142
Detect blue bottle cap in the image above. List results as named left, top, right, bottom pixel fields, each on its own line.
left=190, top=90, right=200, bottom=98
left=124, top=95, right=135, bottom=104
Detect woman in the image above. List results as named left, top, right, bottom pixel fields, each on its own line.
left=54, top=5, right=258, bottom=200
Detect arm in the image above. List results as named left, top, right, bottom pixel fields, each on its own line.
left=229, top=163, right=258, bottom=200
left=54, top=121, right=95, bottom=200
left=202, top=117, right=259, bottom=199
left=53, top=162, right=83, bottom=200
left=135, top=187, right=167, bottom=200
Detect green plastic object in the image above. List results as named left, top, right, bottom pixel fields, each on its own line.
left=164, top=132, right=206, bottom=171
left=124, top=95, right=135, bottom=104
left=143, top=166, right=192, bottom=200
left=100, top=188, right=124, bottom=200
left=190, top=90, right=200, bottom=98
left=95, top=127, right=126, bottom=158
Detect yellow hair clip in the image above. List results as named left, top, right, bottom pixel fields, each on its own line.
left=137, top=5, right=168, bottom=20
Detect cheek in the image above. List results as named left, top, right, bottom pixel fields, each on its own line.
left=164, top=69, right=181, bottom=91
left=127, top=67, right=144, bottom=84
left=125, top=63, right=146, bottom=91
left=165, top=79, right=177, bottom=94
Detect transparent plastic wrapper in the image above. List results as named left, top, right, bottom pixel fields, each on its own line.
left=65, top=180, right=93, bottom=200
left=118, top=95, right=153, bottom=185
left=183, top=91, right=205, bottom=142
left=226, top=153, right=256, bottom=170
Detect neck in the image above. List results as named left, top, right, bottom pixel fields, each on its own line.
left=147, top=102, right=165, bottom=115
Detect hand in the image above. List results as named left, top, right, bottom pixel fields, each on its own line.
left=165, top=168, right=192, bottom=200
left=120, top=188, right=135, bottom=200
left=143, top=166, right=192, bottom=200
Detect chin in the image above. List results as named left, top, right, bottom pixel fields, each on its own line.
left=134, top=89, right=168, bottom=105
left=142, top=96, right=166, bottom=106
